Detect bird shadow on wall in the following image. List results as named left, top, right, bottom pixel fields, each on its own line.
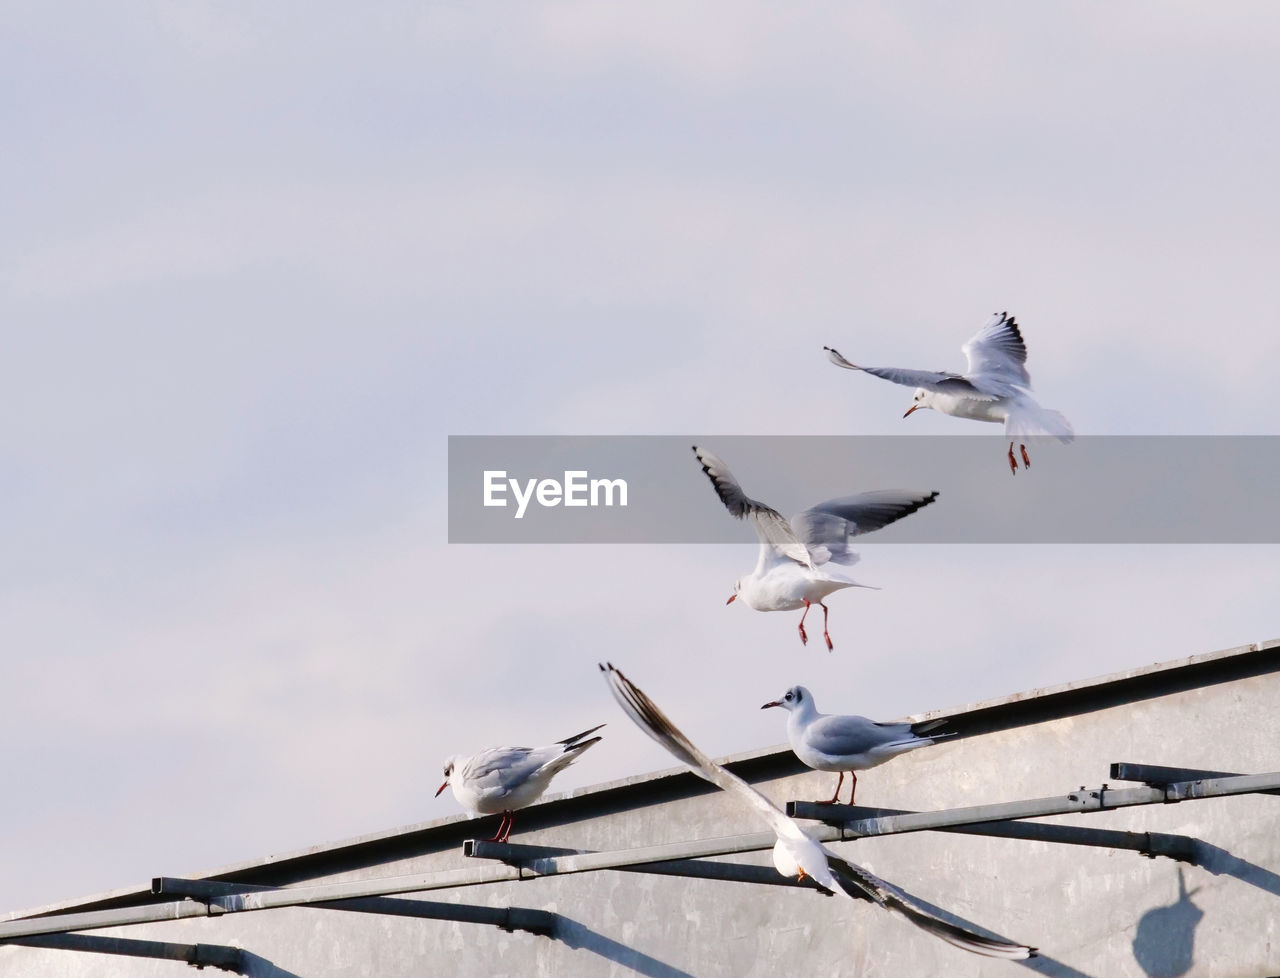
left=553, top=913, right=696, bottom=978
left=1131, top=868, right=1203, bottom=978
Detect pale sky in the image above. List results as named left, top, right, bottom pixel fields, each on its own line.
left=3, top=2, right=1279, bottom=914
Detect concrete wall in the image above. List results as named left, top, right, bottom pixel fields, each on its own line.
left=4, top=645, right=1279, bottom=978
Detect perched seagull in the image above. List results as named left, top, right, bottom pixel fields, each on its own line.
left=693, top=445, right=938, bottom=650
left=600, top=663, right=1034, bottom=959
left=436, top=724, right=605, bottom=842
left=824, top=311, right=1074, bottom=474
left=762, top=685, right=950, bottom=805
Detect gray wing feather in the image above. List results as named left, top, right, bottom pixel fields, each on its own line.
left=804, top=716, right=919, bottom=758
left=825, top=347, right=997, bottom=399
left=462, top=747, right=541, bottom=788
left=791, top=491, right=939, bottom=565
left=693, top=446, right=812, bottom=568
left=961, top=312, right=1032, bottom=392
left=827, top=854, right=1035, bottom=959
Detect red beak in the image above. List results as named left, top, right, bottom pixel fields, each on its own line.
left=726, top=594, right=736, bottom=605
left=761, top=700, right=782, bottom=710
left=903, top=404, right=920, bottom=418
left=435, top=781, right=449, bottom=798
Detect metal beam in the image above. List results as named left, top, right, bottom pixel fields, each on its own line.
left=0, top=934, right=244, bottom=972
left=785, top=802, right=1200, bottom=860
left=1110, top=762, right=1280, bottom=796
left=463, top=840, right=834, bottom=893
left=152, top=877, right=556, bottom=935
left=831, top=771, right=1280, bottom=839
left=5, top=769, right=1273, bottom=942
left=0, top=900, right=210, bottom=941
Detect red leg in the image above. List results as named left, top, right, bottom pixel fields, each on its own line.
left=1021, top=444, right=1031, bottom=468
left=847, top=772, right=859, bottom=805
left=797, top=599, right=811, bottom=646
left=822, top=772, right=844, bottom=804
left=820, top=602, right=833, bottom=651
left=486, top=812, right=514, bottom=843
left=1007, top=441, right=1017, bottom=475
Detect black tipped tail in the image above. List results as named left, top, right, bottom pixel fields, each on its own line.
left=558, top=722, right=606, bottom=748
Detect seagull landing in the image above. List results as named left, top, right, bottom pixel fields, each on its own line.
left=762, top=685, right=951, bottom=804
left=600, top=663, right=1035, bottom=959
left=825, top=311, right=1074, bottom=474
left=436, top=724, right=605, bottom=842
left=692, top=445, right=938, bottom=650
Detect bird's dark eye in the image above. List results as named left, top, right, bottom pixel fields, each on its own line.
left=785, top=691, right=794, bottom=701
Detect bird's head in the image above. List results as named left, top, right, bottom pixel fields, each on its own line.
left=903, top=388, right=933, bottom=418
left=761, top=685, right=810, bottom=713
left=435, top=758, right=456, bottom=798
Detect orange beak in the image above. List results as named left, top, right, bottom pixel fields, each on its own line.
left=726, top=594, right=736, bottom=605
left=903, top=404, right=920, bottom=418
left=435, top=781, right=449, bottom=798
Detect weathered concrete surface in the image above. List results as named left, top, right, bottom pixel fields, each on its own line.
left=3, top=642, right=1279, bottom=977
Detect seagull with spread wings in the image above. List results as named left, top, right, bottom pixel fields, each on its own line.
left=600, top=663, right=1034, bottom=959
left=824, top=311, right=1074, bottom=473
left=693, top=445, right=938, bottom=650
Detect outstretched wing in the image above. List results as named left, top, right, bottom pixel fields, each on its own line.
left=826, top=853, right=1035, bottom=960
left=599, top=663, right=809, bottom=844
left=791, top=490, right=939, bottom=565
left=824, top=347, right=997, bottom=400
left=961, top=312, right=1032, bottom=393
left=692, top=445, right=812, bottom=568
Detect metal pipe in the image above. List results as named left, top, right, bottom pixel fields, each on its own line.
left=1110, top=762, right=1280, bottom=796
left=0, top=933, right=244, bottom=972
left=785, top=802, right=1200, bottom=860
left=7, top=770, right=1272, bottom=940
left=0, top=901, right=210, bottom=941
left=152, top=877, right=556, bottom=935
left=463, top=841, right=832, bottom=892
left=836, top=772, right=1280, bottom=839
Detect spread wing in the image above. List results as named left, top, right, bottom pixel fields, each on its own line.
left=824, top=347, right=997, bottom=400
left=790, top=490, right=939, bottom=566
left=826, top=853, right=1035, bottom=960
left=692, top=446, right=812, bottom=568
left=599, top=663, right=809, bottom=844
left=961, top=312, right=1032, bottom=394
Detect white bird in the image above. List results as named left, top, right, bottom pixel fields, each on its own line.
left=600, top=663, right=1034, bottom=959
left=824, top=311, right=1074, bottom=474
left=762, top=685, right=950, bottom=805
left=693, top=445, right=938, bottom=650
left=436, top=724, right=605, bottom=842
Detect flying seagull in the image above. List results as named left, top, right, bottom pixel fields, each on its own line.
left=600, top=663, right=1033, bottom=959
left=436, top=724, right=605, bottom=842
left=824, top=311, right=1074, bottom=473
left=762, top=685, right=950, bottom=804
left=693, top=444, right=938, bottom=650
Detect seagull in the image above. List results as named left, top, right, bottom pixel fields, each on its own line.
left=436, top=724, right=605, bottom=842
left=824, top=311, right=1074, bottom=474
left=600, top=663, right=1034, bottom=959
left=693, top=445, right=938, bottom=650
left=762, top=685, right=950, bottom=804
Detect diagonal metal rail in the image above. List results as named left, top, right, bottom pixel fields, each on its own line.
left=2, top=766, right=1274, bottom=942
left=152, top=878, right=556, bottom=935
left=462, top=841, right=834, bottom=892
